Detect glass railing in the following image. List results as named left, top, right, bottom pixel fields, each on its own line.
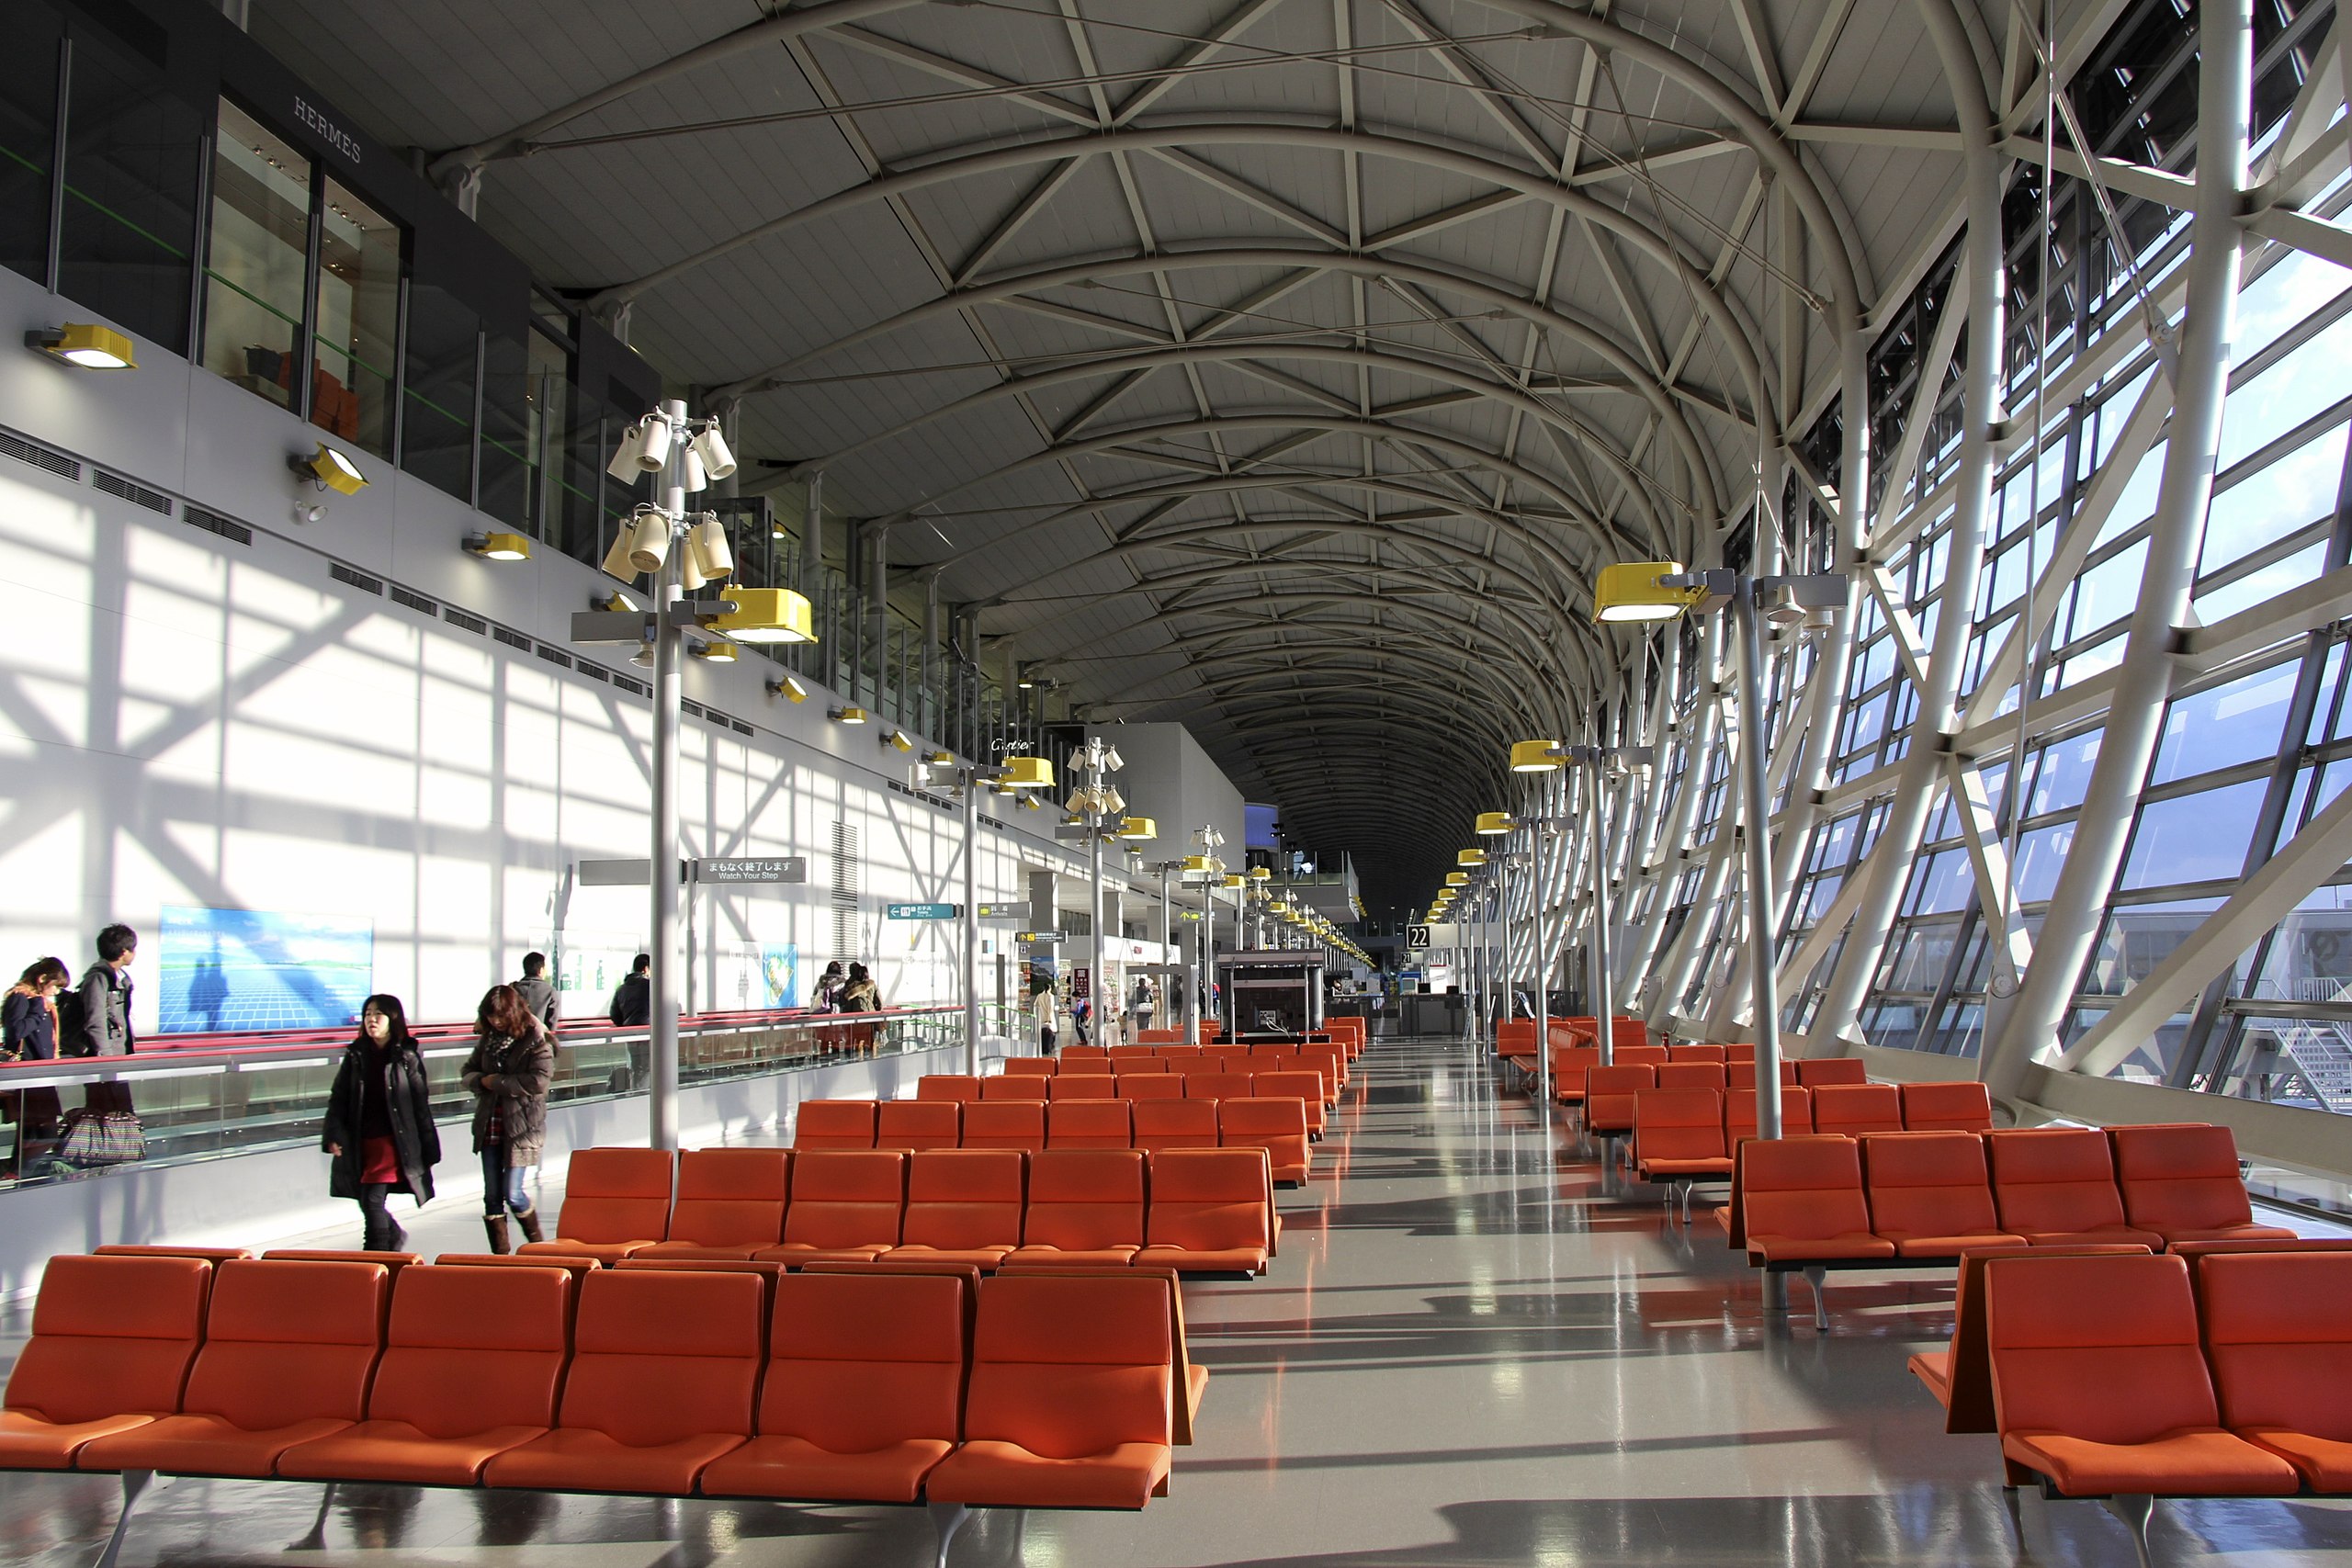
left=0, top=1003, right=1024, bottom=1189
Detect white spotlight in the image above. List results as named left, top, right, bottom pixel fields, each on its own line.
left=692, top=423, right=738, bottom=480
left=679, top=447, right=708, bottom=494
left=685, top=515, right=733, bottom=581
left=605, top=419, right=651, bottom=481
left=636, top=413, right=673, bottom=472
left=624, top=510, right=672, bottom=573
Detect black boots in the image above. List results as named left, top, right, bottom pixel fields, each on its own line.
left=484, top=1214, right=512, bottom=1255
left=514, top=1204, right=545, bottom=1245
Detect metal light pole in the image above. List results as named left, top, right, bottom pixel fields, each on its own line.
left=648, top=401, right=685, bottom=1150
left=1731, top=580, right=1785, bottom=1142
left=961, top=772, right=981, bottom=1074
left=1524, top=779, right=1554, bottom=1116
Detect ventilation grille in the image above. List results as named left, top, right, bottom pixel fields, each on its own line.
left=329, top=563, right=383, bottom=596
left=831, top=822, right=859, bottom=907
left=0, top=431, right=78, bottom=480
left=390, top=585, right=437, bottom=616
left=612, top=672, right=647, bottom=696
left=579, top=662, right=610, bottom=683
left=183, top=505, right=252, bottom=546
left=492, top=626, right=530, bottom=651
left=682, top=699, right=705, bottom=718
left=730, top=718, right=752, bottom=736
left=536, top=645, right=572, bottom=670
left=444, top=608, right=487, bottom=636
left=94, top=470, right=171, bottom=513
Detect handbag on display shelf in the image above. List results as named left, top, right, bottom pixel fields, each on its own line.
left=59, top=1110, right=146, bottom=1167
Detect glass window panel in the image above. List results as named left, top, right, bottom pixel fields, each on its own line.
left=2030, top=728, right=2102, bottom=815
left=401, top=283, right=476, bottom=502
left=2151, top=661, right=2295, bottom=786
left=0, top=6, right=62, bottom=286
left=477, top=326, right=531, bottom=528
left=2093, top=443, right=2166, bottom=548
left=1880, top=917, right=1961, bottom=991
left=2060, top=631, right=2127, bottom=687
left=2085, top=897, right=2227, bottom=998
left=2065, top=537, right=2150, bottom=644
left=202, top=100, right=311, bottom=413
left=2218, top=309, right=2352, bottom=474
left=2011, top=820, right=2075, bottom=905
left=2211, top=1015, right=2352, bottom=1112
left=1903, top=850, right=1974, bottom=915
left=2202, top=421, right=2347, bottom=578
left=58, top=28, right=199, bottom=354
left=2122, top=780, right=2267, bottom=889
left=2088, top=366, right=2156, bottom=466
left=2195, top=538, right=2328, bottom=624
left=2236, top=247, right=2352, bottom=363
left=310, top=177, right=401, bottom=459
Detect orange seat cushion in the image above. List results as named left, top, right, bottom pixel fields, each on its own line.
left=1908, top=1348, right=1954, bottom=1409
left=2000, top=1428, right=2297, bottom=1497
left=278, top=1420, right=548, bottom=1486
left=1132, top=1246, right=1265, bottom=1274
left=0, top=1253, right=212, bottom=1469
left=700, top=1434, right=953, bottom=1502
left=924, top=1438, right=1171, bottom=1508
left=2241, top=1428, right=2352, bottom=1490
left=483, top=1427, right=746, bottom=1495
left=0, top=1412, right=163, bottom=1471
left=85, top=1413, right=356, bottom=1477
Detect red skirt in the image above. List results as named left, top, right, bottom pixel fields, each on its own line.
left=360, top=1134, right=402, bottom=1185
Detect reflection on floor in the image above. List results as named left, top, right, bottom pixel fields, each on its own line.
left=2, top=1034, right=2348, bottom=1566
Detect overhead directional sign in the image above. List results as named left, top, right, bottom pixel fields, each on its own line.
left=974, top=902, right=1027, bottom=921
left=887, top=902, right=961, bottom=919
left=697, top=856, right=807, bottom=885
left=1016, top=930, right=1067, bottom=944
left=1408, top=924, right=1432, bottom=950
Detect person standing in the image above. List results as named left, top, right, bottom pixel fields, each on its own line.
left=462, top=984, right=552, bottom=1254
left=608, top=953, right=650, bottom=1091
left=514, top=952, right=558, bottom=1034
left=3, top=958, right=70, bottom=1169
left=322, top=995, right=440, bottom=1251
left=839, top=962, right=882, bottom=1055
left=809, top=960, right=845, bottom=1010
left=1030, top=972, right=1057, bottom=1056
left=1130, top=976, right=1154, bottom=1033
left=69, top=925, right=138, bottom=1118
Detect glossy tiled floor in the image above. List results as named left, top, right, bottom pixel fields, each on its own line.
left=3, top=1034, right=2348, bottom=1567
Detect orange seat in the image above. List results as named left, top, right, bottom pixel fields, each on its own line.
left=280, top=1262, right=571, bottom=1484
left=1189, top=1072, right=1255, bottom=1100
left=1132, top=1030, right=1183, bottom=1043
left=1062, top=1045, right=1111, bottom=1062
left=1047, top=1074, right=1119, bottom=1100
left=1809, top=1083, right=1904, bottom=1136
left=1899, top=1080, right=1994, bottom=1133
left=752, top=1149, right=907, bottom=1264
left=885, top=1148, right=1028, bottom=1269
left=1218, top=1097, right=1309, bottom=1187
left=1740, top=1136, right=1894, bottom=1265
left=1632, top=1089, right=1731, bottom=1182
left=1665, top=1044, right=1727, bottom=1066
left=259, top=1249, right=423, bottom=1270
left=1905, top=1243, right=2154, bottom=1434
left=80, top=1259, right=386, bottom=1477
left=520, top=1147, right=675, bottom=1265
left=979, top=1076, right=1049, bottom=1101
left=2199, top=1250, right=2352, bottom=1490
left=924, top=1273, right=1174, bottom=1509
left=876, top=1100, right=961, bottom=1151
left=1985, top=1128, right=2165, bottom=1247
left=484, top=1269, right=762, bottom=1495
left=1724, top=1043, right=1758, bottom=1063
left=700, top=1270, right=967, bottom=1502
left=1985, top=1253, right=2296, bottom=1497
left=1254, top=1070, right=1328, bottom=1136
left=89, top=1245, right=252, bottom=1264
left=1656, top=1063, right=1727, bottom=1092
left=1002, top=1057, right=1057, bottom=1077
left=916, top=1074, right=983, bottom=1102
left=1047, top=1099, right=1135, bottom=1150
left=1131, top=1098, right=1221, bottom=1156
left=1549, top=1044, right=1600, bottom=1105
left=1007, top=1149, right=1147, bottom=1267
left=793, top=1100, right=879, bottom=1150
left=1117, top=1075, right=1184, bottom=1100
left=636, top=1149, right=793, bottom=1259
left=2110, top=1124, right=2299, bottom=1246
left=1135, top=1149, right=1273, bottom=1276
left=0, top=1255, right=211, bottom=1470
left=960, top=1100, right=1046, bottom=1152
left=1583, top=1065, right=1655, bottom=1139
left=436, top=1252, right=600, bottom=1276
left=1795, top=1056, right=1869, bottom=1087
left=1725, top=1084, right=1811, bottom=1140
left=1612, top=1044, right=1668, bottom=1069
left=1204, top=1044, right=1250, bottom=1063
left=1112, top=1056, right=1170, bottom=1074
left=1860, top=1132, right=2025, bottom=1258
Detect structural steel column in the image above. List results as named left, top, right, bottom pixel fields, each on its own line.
left=1807, top=0, right=2007, bottom=1052
left=1983, top=0, right=2254, bottom=1099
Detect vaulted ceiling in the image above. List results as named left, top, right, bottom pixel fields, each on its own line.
left=251, top=0, right=2036, bottom=913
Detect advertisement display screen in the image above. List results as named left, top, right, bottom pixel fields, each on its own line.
left=1246, top=802, right=1281, bottom=849
left=157, top=906, right=374, bottom=1033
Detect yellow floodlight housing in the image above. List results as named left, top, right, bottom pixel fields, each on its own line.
left=1117, top=816, right=1157, bottom=841
left=1475, top=810, right=1513, bottom=835
left=1594, top=559, right=1705, bottom=623
left=1510, top=739, right=1564, bottom=773
left=1220, top=874, right=1246, bottom=888
left=28, top=321, right=136, bottom=369
left=1445, top=872, right=1468, bottom=886
left=1457, top=848, right=1487, bottom=867
left=995, top=755, right=1054, bottom=789
left=707, top=586, right=814, bottom=644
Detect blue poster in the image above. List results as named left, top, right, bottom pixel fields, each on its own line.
left=760, top=942, right=798, bottom=1010
left=157, top=906, right=375, bottom=1033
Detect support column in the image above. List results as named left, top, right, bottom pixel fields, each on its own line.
left=1983, top=0, right=2254, bottom=1099
left=1807, top=0, right=2008, bottom=1053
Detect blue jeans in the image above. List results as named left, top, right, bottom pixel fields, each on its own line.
left=481, top=1143, right=536, bottom=1217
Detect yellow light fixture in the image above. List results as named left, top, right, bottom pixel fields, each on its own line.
left=1179, top=854, right=1216, bottom=879
left=882, top=728, right=913, bottom=751
left=1018, top=794, right=1041, bottom=811
left=1475, top=810, right=1513, bottom=835
left=289, top=443, right=368, bottom=495
left=1457, top=848, right=1487, bottom=866
left=692, top=638, right=739, bottom=662
left=766, top=673, right=809, bottom=703
left=28, top=322, right=136, bottom=369
left=996, top=754, right=1054, bottom=789
left=1250, top=866, right=1272, bottom=881
left=1220, top=874, right=1246, bottom=888
left=1510, top=739, right=1565, bottom=773
left=707, top=586, right=814, bottom=644
left=929, top=750, right=956, bottom=766
left=1117, top=816, right=1157, bottom=841
left=831, top=705, right=868, bottom=725
left=1593, top=559, right=1704, bottom=623
left=464, top=530, right=532, bottom=561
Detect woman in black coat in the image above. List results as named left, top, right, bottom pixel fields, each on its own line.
left=322, top=993, right=441, bottom=1251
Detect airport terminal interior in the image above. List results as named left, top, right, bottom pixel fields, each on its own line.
left=4, top=0, right=2352, bottom=1563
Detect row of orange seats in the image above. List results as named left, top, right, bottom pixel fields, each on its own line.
left=1130, top=1016, right=1366, bottom=1057
left=1959, top=1247, right=2352, bottom=1555
left=1556, top=1050, right=1869, bottom=1107
left=1719, top=1124, right=2295, bottom=1327
left=513, top=1145, right=1281, bottom=1273
left=1012, top=1043, right=1351, bottom=1091
left=796, top=1096, right=1314, bottom=1184
left=924, top=1071, right=1333, bottom=1111
left=1497, top=1016, right=1649, bottom=1067
left=1611, top=1079, right=1996, bottom=1165
left=0, top=1252, right=1192, bottom=1562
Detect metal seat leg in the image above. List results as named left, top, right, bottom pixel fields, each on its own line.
left=929, top=1500, right=972, bottom=1568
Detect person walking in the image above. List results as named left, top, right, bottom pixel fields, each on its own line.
left=68, top=924, right=138, bottom=1122
left=839, top=962, right=882, bottom=1054
left=514, top=952, right=558, bottom=1034
left=608, top=953, right=650, bottom=1091
left=3, top=957, right=70, bottom=1171
left=809, top=960, right=845, bottom=1010
left=1130, top=976, right=1154, bottom=1033
left=321, top=995, right=440, bottom=1252
left=462, top=983, right=552, bottom=1254
left=1030, top=972, right=1057, bottom=1056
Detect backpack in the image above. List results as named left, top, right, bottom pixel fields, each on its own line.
left=53, top=983, right=91, bottom=1056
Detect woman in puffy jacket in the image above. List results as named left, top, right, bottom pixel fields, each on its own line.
left=322, top=994, right=441, bottom=1251
left=462, top=983, right=553, bottom=1253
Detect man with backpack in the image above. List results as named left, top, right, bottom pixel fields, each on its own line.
left=58, top=924, right=141, bottom=1158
